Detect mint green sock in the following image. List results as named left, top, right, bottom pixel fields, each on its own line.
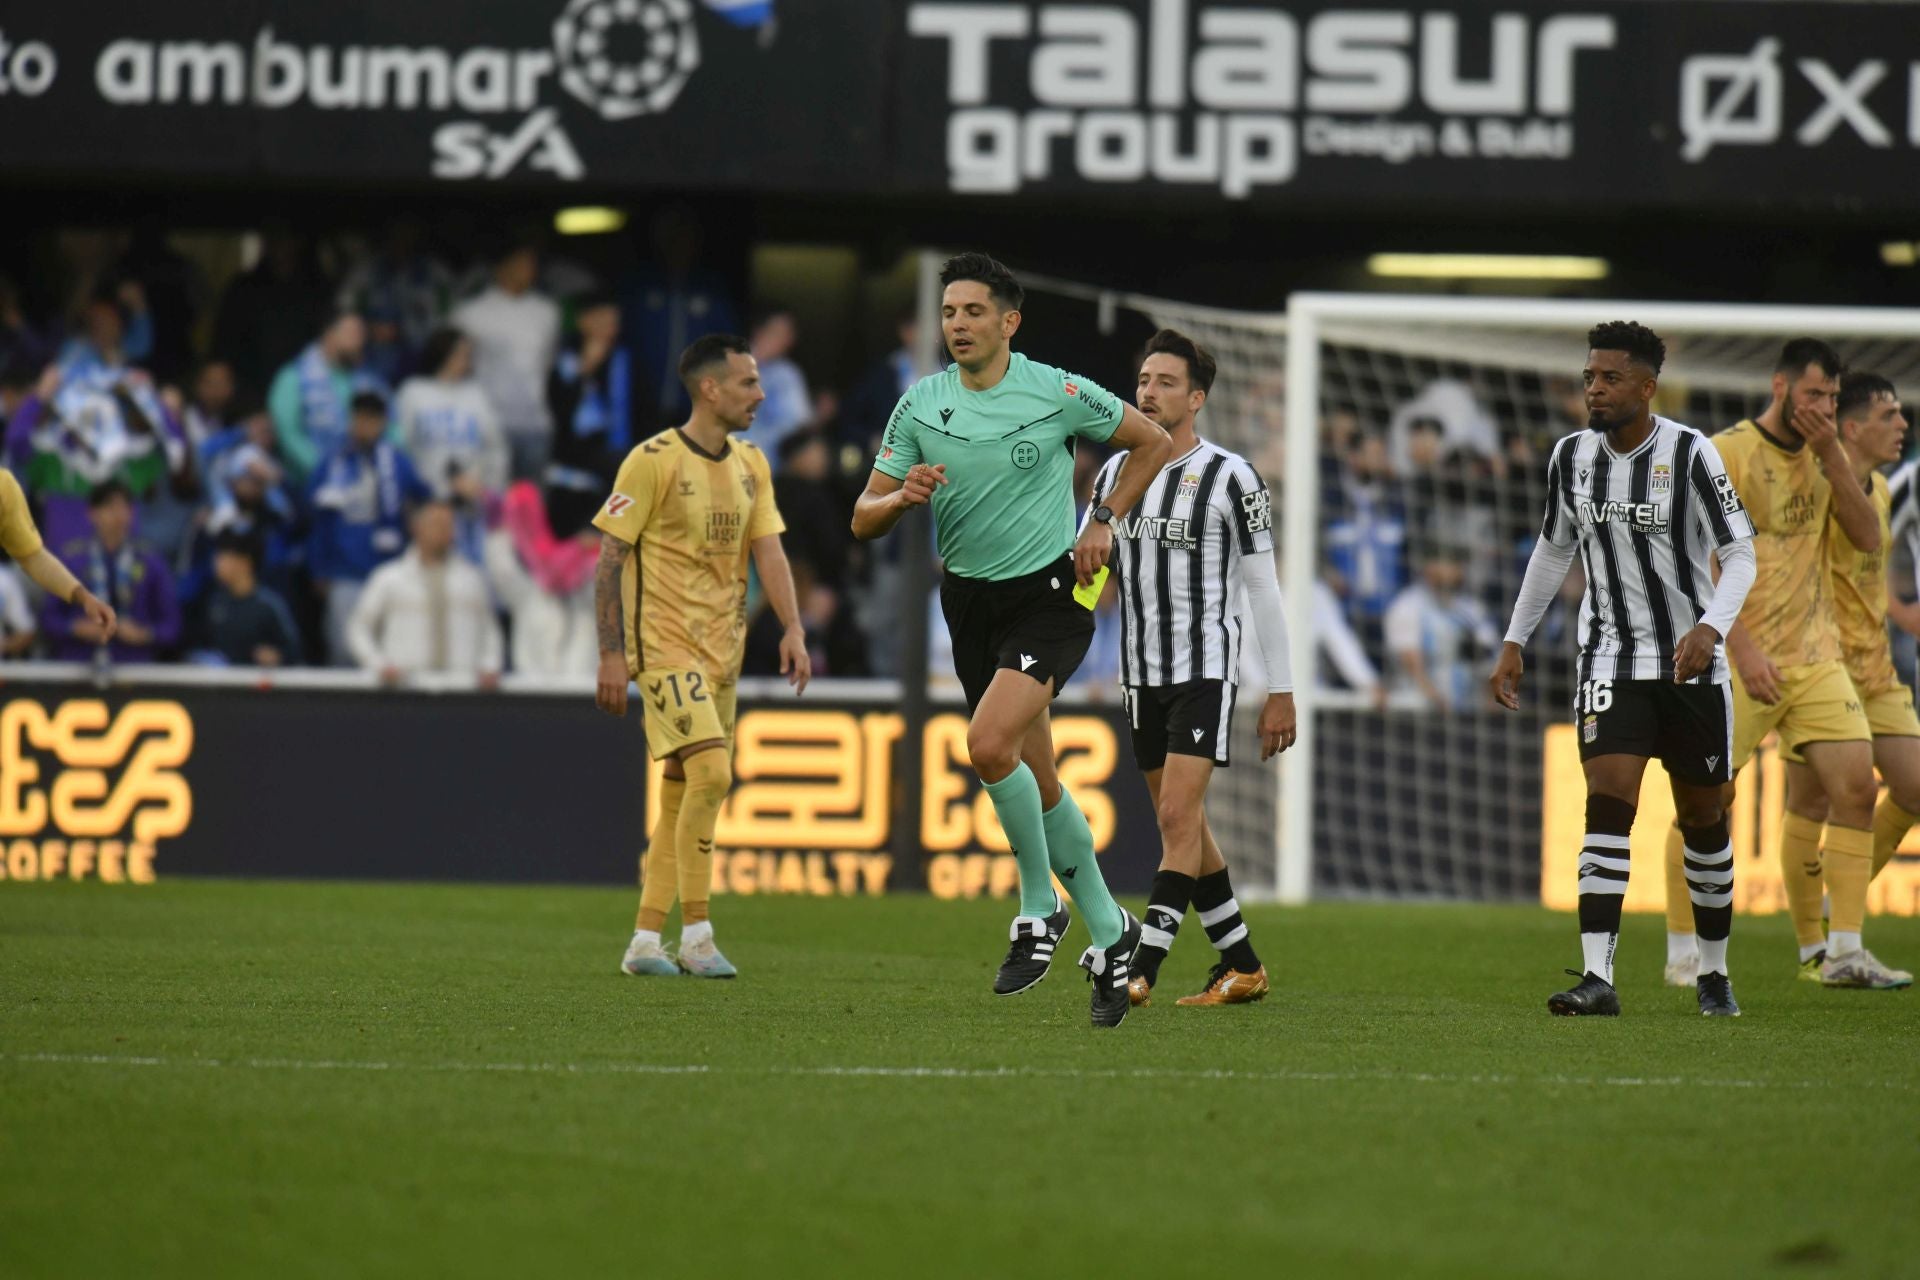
left=981, top=762, right=1058, bottom=919
left=1042, top=786, right=1123, bottom=947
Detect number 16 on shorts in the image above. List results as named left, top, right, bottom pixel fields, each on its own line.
left=1579, top=679, right=1611, bottom=744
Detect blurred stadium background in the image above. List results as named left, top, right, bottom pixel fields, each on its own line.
left=5, top=3, right=1920, bottom=1275
left=3, top=0, right=1918, bottom=911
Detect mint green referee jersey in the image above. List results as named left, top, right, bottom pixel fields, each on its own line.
left=874, top=352, right=1124, bottom=581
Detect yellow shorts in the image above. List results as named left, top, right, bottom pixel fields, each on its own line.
left=638, top=668, right=738, bottom=760
left=1733, top=659, right=1871, bottom=770
left=1779, top=683, right=1920, bottom=763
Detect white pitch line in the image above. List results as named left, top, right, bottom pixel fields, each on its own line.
left=2, top=1052, right=1906, bottom=1093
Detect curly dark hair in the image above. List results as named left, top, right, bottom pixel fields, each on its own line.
left=939, top=252, right=1023, bottom=311
left=1587, top=320, right=1666, bottom=375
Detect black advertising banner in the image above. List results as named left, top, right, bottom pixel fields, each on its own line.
left=0, top=685, right=1165, bottom=898
left=888, top=0, right=1920, bottom=211
left=0, top=0, right=889, bottom=189
left=0, top=2, right=1912, bottom=211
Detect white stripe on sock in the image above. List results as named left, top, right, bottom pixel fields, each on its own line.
left=1197, top=898, right=1241, bottom=927
left=1211, top=922, right=1249, bottom=950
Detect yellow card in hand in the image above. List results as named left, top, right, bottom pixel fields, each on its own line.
left=1073, top=565, right=1109, bottom=610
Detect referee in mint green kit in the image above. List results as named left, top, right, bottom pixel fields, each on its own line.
left=853, top=252, right=1173, bottom=1027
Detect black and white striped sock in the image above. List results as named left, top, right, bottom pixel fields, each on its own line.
left=1576, top=795, right=1636, bottom=984
left=1680, top=816, right=1734, bottom=975
left=1135, top=870, right=1194, bottom=986
left=1191, top=869, right=1260, bottom=973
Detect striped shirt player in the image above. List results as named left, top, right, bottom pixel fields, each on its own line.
left=1507, top=416, right=1757, bottom=773
left=1496, top=322, right=1756, bottom=1019
left=1086, top=328, right=1295, bottom=1011
left=1083, top=439, right=1293, bottom=764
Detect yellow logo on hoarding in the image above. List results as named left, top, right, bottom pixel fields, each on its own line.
left=1540, top=725, right=1920, bottom=916
left=639, top=707, right=1123, bottom=899
left=0, top=699, right=194, bottom=884
left=645, top=709, right=903, bottom=897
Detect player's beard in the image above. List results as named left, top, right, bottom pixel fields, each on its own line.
left=1587, top=405, right=1625, bottom=432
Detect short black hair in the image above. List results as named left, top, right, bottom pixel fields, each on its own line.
left=418, top=327, right=466, bottom=379
left=1838, top=371, right=1897, bottom=424
left=88, top=479, right=132, bottom=509
left=350, top=390, right=388, bottom=418
left=939, top=252, right=1023, bottom=311
left=1142, top=328, right=1217, bottom=395
left=212, top=529, right=262, bottom=566
left=1776, top=337, right=1843, bottom=381
left=678, top=333, right=751, bottom=392
left=1587, top=320, right=1666, bottom=375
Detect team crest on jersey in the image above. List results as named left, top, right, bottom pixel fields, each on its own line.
left=674, top=713, right=693, bottom=736
left=1582, top=714, right=1598, bottom=744
left=741, top=470, right=756, bottom=500
left=1177, top=473, right=1200, bottom=498
left=1651, top=463, right=1672, bottom=497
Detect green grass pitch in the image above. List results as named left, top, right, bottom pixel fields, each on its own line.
left=3, top=879, right=1917, bottom=1279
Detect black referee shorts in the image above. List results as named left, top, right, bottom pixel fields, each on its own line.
left=939, top=554, right=1095, bottom=712
left=1124, top=679, right=1236, bottom=771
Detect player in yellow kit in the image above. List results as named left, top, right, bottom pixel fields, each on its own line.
left=591, top=335, right=812, bottom=979
left=0, top=467, right=118, bottom=639
left=1663, top=340, right=1909, bottom=989
left=1772, top=373, right=1916, bottom=984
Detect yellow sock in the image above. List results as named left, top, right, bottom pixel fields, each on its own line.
left=1871, top=797, right=1919, bottom=879
left=636, top=777, right=685, bottom=931
left=1825, top=823, right=1873, bottom=937
left=676, top=747, right=732, bottom=924
left=1663, top=824, right=1694, bottom=935
left=1779, top=812, right=1827, bottom=949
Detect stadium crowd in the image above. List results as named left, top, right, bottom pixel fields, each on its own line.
left=0, top=217, right=923, bottom=682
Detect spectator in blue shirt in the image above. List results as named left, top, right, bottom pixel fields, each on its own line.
left=308, top=391, right=429, bottom=666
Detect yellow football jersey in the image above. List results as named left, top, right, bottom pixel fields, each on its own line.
left=0, top=467, right=43, bottom=561
left=1828, top=470, right=1898, bottom=696
left=1712, top=420, right=1839, bottom=667
left=592, top=429, right=785, bottom=678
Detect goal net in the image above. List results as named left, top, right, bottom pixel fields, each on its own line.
left=1007, top=276, right=1920, bottom=907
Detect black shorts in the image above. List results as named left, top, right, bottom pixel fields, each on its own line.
left=940, top=555, right=1095, bottom=712
left=1575, top=677, right=1733, bottom=786
left=1124, top=679, right=1236, bottom=771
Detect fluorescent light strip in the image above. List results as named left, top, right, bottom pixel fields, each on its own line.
left=1882, top=242, right=1917, bottom=268
left=554, top=207, right=627, bottom=236
left=1367, top=253, right=1610, bottom=281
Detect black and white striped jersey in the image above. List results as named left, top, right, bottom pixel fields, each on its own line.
left=1539, top=417, right=1755, bottom=684
left=1085, top=439, right=1273, bottom=687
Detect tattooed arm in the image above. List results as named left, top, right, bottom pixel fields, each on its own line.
left=594, top=532, right=634, bottom=716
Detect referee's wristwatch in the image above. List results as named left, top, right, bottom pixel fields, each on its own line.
left=1091, top=505, right=1114, bottom=526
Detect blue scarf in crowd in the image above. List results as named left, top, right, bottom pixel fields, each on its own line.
left=558, top=346, right=633, bottom=455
